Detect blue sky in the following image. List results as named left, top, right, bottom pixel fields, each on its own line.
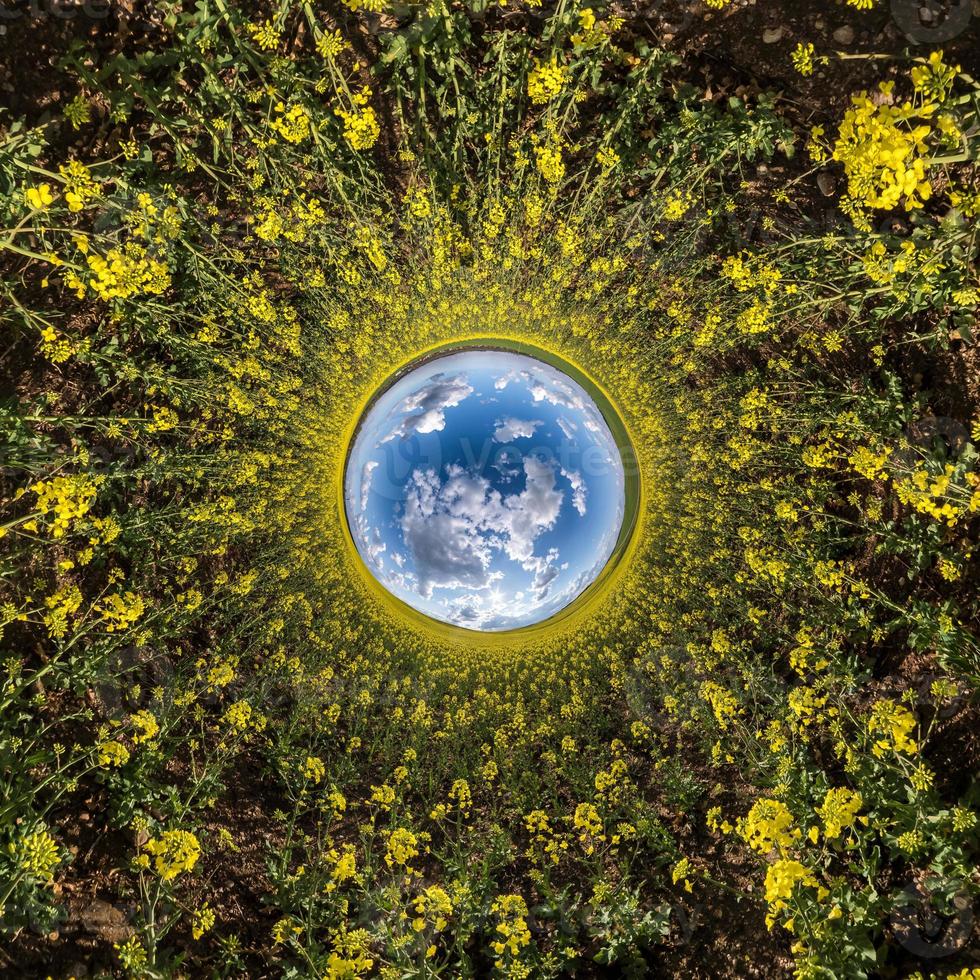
left=344, top=349, right=625, bottom=631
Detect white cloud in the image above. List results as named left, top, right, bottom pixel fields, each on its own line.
left=498, top=456, right=563, bottom=564
left=365, top=526, right=387, bottom=570
left=493, top=417, right=542, bottom=443
left=528, top=375, right=609, bottom=439
left=523, top=547, right=565, bottom=599
left=382, top=373, right=474, bottom=442
left=400, top=468, right=495, bottom=597
left=494, top=369, right=527, bottom=391
left=445, top=593, right=484, bottom=625
left=360, top=460, right=379, bottom=512
left=560, top=467, right=587, bottom=516
left=557, top=417, right=578, bottom=440
left=398, top=457, right=565, bottom=601
left=528, top=377, right=585, bottom=411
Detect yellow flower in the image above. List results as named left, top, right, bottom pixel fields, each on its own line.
left=867, top=699, right=918, bottom=757
left=910, top=50, right=959, bottom=103
left=192, top=904, right=216, bottom=939
left=740, top=799, right=800, bottom=854
left=448, top=778, right=472, bottom=815
left=59, top=160, right=99, bottom=211
left=31, top=475, right=98, bottom=538
left=96, top=592, right=145, bottom=633
left=143, top=829, right=201, bottom=881
left=385, top=827, right=419, bottom=869
left=490, top=894, right=531, bottom=960
left=84, top=243, right=171, bottom=301
left=247, top=19, right=280, bottom=50
left=222, top=700, right=267, bottom=734
left=336, top=89, right=380, bottom=151
left=791, top=43, right=816, bottom=77
left=11, top=829, right=61, bottom=883
left=664, top=190, right=694, bottom=220
left=832, top=91, right=934, bottom=211
left=535, top=143, right=565, bottom=184
left=25, top=184, right=55, bottom=210
left=596, top=146, right=620, bottom=171
left=129, top=709, right=159, bottom=745
left=412, top=885, right=453, bottom=932
left=527, top=59, right=569, bottom=105
left=271, top=916, right=303, bottom=944
left=325, top=844, right=357, bottom=891
left=816, top=787, right=862, bottom=840
left=98, top=740, right=131, bottom=767
left=672, top=857, right=694, bottom=892
left=316, top=30, right=348, bottom=59
left=301, top=755, right=326, bottom=783
left=270, top=103, right=311, bottom=144
left=765, top=859, right=816, bottom=905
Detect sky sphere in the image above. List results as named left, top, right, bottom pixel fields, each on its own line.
left=344, top=349, right=626, bottom=631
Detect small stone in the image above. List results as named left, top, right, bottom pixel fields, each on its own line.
left=833, top=25, right=855, bottom=45
left=762, top=26, right=784, bottom=43
left=78, top=899, right=134, bottom=944
left=817, top=172, right=837, bottom=197
left=814, top=17, right=825, bottom=29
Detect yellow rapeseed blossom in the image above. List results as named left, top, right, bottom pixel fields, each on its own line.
left=247, top=20, right=280, bottom=50
left=144, top=829, right=201, bottom=881
left=336, top=90, right=380, bottom=151
left=191, top=904, right=216, bottom=940
left=764, top=859, right=816, bottom=921
left=129, top=709, right=159, bottom=744
left=791, top=43, right=816, bottom=77
left=59, top=160, right=99, bottom=211
left=270, top=103, right=311, bottom=144
left=535, top=143, right=565, bottom=184
left=82, top=243, right=171, bottom=301
left=527, top=59, right=569, bottom=105
left=98, top=740, right=131, bottom=767
left=412, top=885, right=453, bottom=932
left=96, top=592, right=145, bottom=633
left=11, top=828, right=61, bottom=883
left=816, top=787, right=862, bottom=839
left=385, top=827, right=419, bottom=870
left=491, top=894, right=531, bottom=960
left=301, top=755, right=326, bottom=783
left=30, top=475, right=97, bottom=538
left=832, top=86, right=935, bottom=212
left=740, top=799, right=800, bottom=853
left=25, top=184, right=55, bottom=210
left=867, top=699, right=918, bottom=757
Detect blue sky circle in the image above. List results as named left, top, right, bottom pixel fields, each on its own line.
left=344, top=348, right=626, bottom=631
